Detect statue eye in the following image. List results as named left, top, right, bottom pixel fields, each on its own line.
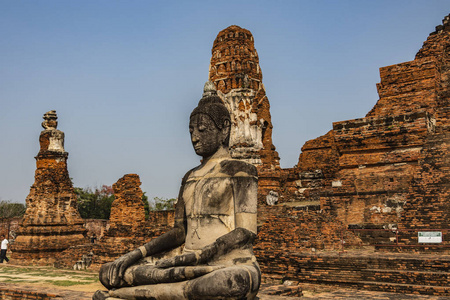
left=198, top=125, right=206, bottom=132
left=189, top=126, right=194, bottom=133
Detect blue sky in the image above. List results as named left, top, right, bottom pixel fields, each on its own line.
left=1, top=1, right=448, bottom=203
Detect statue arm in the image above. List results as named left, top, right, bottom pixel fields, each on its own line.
left=138, top=191, right=187, bottom=258
left=128, top=178, right=189, bottom=258
left=156, top=227, right=256, bottom=268
left=104, top=226, right=186, bottom=287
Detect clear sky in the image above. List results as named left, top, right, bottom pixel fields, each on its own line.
left=1, top=1, right=448, bottom=203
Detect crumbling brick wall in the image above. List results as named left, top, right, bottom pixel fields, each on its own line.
left=108, top=174, right=146, bottom=236
left=283, top=14, right=450, bottom=235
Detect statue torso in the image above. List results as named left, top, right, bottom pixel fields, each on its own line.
left=182, top=156, right=257, bottom=254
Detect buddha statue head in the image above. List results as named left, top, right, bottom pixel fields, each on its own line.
left=190, top=82, right=231, bottom=159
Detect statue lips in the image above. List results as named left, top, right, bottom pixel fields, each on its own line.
left=193, top=143, right=205, bottom=154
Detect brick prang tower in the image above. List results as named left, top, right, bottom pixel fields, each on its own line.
left=12, top=111, right=85, bottom=262
left=209, top=25, right=282, bottom=200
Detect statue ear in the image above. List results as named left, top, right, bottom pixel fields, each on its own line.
left=223, top=120, right=231, bottom=133
left=221, top=120, right=231, bottom=144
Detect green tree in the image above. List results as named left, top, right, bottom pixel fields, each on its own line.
left=0, top=199, right=26, bottom=240
left=0, top=200, right=26, bottom=219
left=75, top=185, right=115, bottom=219
left=151, top=197, right=176, bottom=211
left=142, top=192, right=150, bottom=220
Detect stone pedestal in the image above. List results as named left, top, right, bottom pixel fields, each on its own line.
left=12, top=111, right=85, bottom=262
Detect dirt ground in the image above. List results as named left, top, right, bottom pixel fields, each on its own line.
left=1, top=262, right=449, bottom=300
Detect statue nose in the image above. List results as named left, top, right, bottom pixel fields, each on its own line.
left=191, top=133, right=199, bottom=143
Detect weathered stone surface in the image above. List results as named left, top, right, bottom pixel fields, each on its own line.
left=209, top=25, right=282, bottom=198
left=11, top=111, right=85, bottom=263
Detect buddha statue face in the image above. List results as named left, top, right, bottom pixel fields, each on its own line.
left=189, top=113, right=228, bottom=158
left=189, top=82, right=231, bottom=160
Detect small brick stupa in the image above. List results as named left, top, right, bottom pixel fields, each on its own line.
left=12, top=110, right=85, bottom=262
left=209, top=25, right=282, bottom=200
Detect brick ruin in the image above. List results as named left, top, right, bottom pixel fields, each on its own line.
left=109, top=174, right=146, bottom=235
left=209, top=25, right=283, bottom=199
left=289, top=14, right=450, bottom=236
left=11, top=111, right=86, bottom=263
left=92, top=174, right=147, bottom=262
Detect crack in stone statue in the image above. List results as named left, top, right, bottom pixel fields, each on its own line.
left=94, top=82, right=261, bottom=300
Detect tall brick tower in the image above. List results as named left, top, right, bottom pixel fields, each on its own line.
left=12, top=111, right=85, bottom=262
left=209, top=25, right=282, bottom=199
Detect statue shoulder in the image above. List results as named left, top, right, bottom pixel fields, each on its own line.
left=219, top=159, right=257, bottom=177
left=181, top=168, right=196, bottom=185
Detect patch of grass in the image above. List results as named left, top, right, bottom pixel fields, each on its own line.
left=0, top=265, right=100, bottom=288
left=46, top=280, right=93, bottom=287
left=76, top=276, right=99, bottom=281
left=1, top=279, right=40, bottom=283
left=28, top=272, right=62, bottom=277
left=0, top=267, right=34, bottom=273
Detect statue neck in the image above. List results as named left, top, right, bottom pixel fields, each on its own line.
left=201, top=146, right=230, bottom=165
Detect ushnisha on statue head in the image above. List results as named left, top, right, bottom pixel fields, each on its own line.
left=189, top=82, right=231, bottom=159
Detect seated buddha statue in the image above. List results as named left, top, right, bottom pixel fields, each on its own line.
left=93, top=82, right=260, bottom=300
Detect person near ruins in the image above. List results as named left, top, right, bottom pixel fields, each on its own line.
left=93, top=82, right=260, bottom=300
left=0, top=235, right=9, bottom=264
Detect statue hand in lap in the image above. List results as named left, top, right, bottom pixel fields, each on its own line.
left=94, top=82, right=261, bottom=300
left=101, top=249, right=142, bottom=288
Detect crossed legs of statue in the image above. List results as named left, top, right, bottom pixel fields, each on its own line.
left=95, top=261, right=260, bottom=300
